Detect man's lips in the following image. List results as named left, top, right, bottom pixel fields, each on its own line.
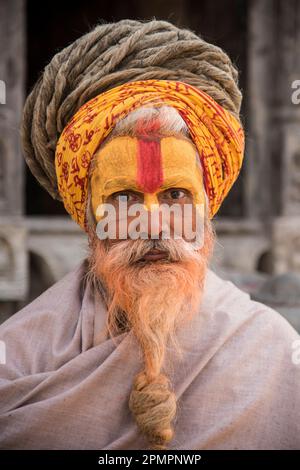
left=141, top=249, right=168, bottom=261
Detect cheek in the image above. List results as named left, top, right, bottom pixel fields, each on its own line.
left=168, top=204, right=199, bottom=241
left=191, top=206, right=198, bottom=232
left=90, top=176, right=106, bottom=221
left=114, top=212, right=141, bottom=239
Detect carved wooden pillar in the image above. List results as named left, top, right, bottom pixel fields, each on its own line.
left=270, top=0, right=300, bottom=273
left=246, top=0, right=275, bottom=218
left=247, top=0, right=300, bottom=273
left=273, top=0, right=300, bottom=216
left=0, top=0, right=25, bottom=216
left=0, top=0, right=27, bottom=314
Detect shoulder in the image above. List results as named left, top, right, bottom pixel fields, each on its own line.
left=200, top=268, right=300, bottom=386
left=0, top=259, right=88, bottom=376
left=201, top=269, right=300, bottom=388
left=203, top=268, right=299, bottom=340
left=0, top=259, right=87, bottom=330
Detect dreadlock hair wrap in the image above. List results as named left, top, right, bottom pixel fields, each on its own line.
left=21, top=19, right=244, bottom=213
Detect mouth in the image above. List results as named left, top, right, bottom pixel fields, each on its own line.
left=141, top=249, right=168, bottom=261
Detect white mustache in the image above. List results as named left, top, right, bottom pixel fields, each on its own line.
left=105, top=236, right=200, bottom=265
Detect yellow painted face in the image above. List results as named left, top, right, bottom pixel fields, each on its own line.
left=90, top=135, right=205, bottom=221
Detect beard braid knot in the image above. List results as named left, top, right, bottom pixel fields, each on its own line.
left=129, top=370, right=177, bottom=450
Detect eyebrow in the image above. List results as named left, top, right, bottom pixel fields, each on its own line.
left=160, top=176, right=197, bottom=190
left=103, top=178, right=140, bottom=191
left=103, top=176, right=197, bottom=193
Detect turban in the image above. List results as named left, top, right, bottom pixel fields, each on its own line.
left=55, top=79, right=245, bottom=231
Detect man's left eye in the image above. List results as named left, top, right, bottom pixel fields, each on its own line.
left=163, top=188, right=188, bottom=200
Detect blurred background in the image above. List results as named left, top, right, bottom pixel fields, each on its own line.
left=0, top=0, right=300, bottom=330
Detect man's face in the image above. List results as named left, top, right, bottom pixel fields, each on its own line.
left=90, top=135, right=206, bottom=258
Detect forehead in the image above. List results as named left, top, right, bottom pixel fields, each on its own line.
left=92, top=135, right=201, bottom=187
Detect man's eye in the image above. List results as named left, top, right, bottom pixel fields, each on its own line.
left=163, top=188, right=188, bottom=200
left=111, top=192, right=138, bottom=202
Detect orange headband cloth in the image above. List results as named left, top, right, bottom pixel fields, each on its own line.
left=55, top=80, right=245, bottom=231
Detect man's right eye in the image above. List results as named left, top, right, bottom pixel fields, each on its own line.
left=110, top=191, right=139, bottom=202
left=113, top=193, right=129, bottom=202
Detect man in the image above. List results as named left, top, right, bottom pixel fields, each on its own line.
left=0, top=19, right=299, bottom=450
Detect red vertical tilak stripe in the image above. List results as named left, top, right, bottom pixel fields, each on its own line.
left=137, top=139, right=163, bottom=193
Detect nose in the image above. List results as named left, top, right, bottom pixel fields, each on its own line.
left=143, top=193, right=164, bottom=239
left=143, top=193, right=159, bottom=212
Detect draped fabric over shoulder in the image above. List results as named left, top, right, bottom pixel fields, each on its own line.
left=0, top=259, right=299, bottom=450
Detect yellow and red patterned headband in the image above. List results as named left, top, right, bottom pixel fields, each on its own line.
left=55, top=79, right=245, bottom=231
